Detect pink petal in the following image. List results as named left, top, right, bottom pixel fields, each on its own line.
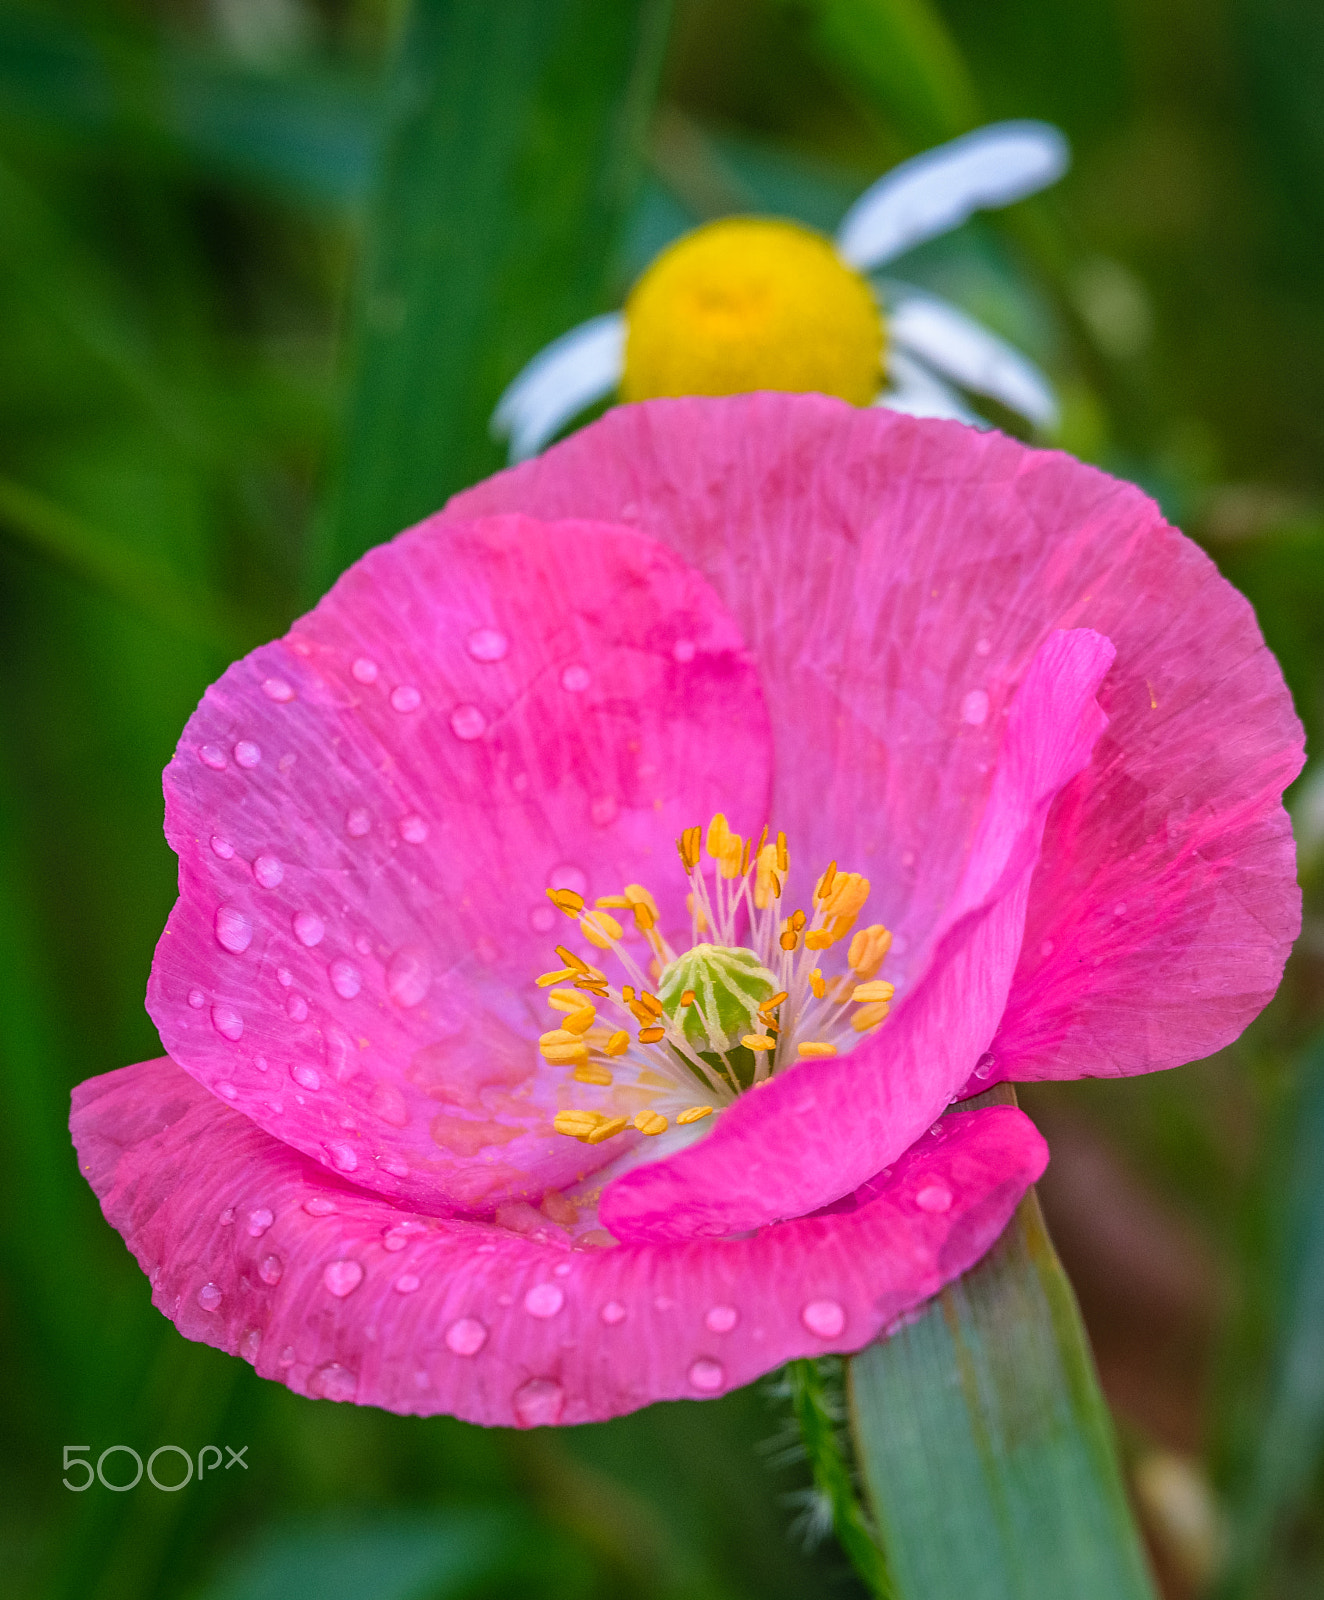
left=601, top=628, right=1112, bottom=1242
left=450, top=395, right=1302, bottom=1081
left=71, top=1057, right=1046, bottom=1425
left=147, top=514, right=771, bottom=1213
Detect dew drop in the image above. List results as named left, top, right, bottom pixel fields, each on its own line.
left=234, top=740, right=262, bottom=768
left=705, top=1305, right=738, bottom=1334
left=973, top=1052, right=995, bottom=1081
left=445, top=1317, right=488, bottom=1356
left=211, top=835, right=235, bottom=860
left=287, top=994, right=309, bottom=1022
left=346, top=807, right=371, bottom=838
left=560, top=663, right=591, bottom=693
left=216, top=1081, right=238, bottom=1100
left=513, top=1376, right=565, bottom=1427
left=382, top=1228, right=409, bottom=1252
left=303, top=1196, right=336, bottom=1216
left=214, top=905, right=253, bottom=954
left=188, top=987, right=206, bottom=1009
left=916, top=1182, right=953, bottom=1213
left=199, top=743, right=227, bottom=770
left=293, top=910, right=325, bottom=947
left=323, top=1259, right=364, bottom=1298
left=529, top=905, right=556, bottom=933
left=390, top=684, right=421, bottom=713
left=328, top=959, right=362, bottom=1000
left=379, top=1154, right=409, bottom=1177
left=687, top=1358, right=724, bottom=1392
left=351, top=657, right=378, bottom=684
left=277, top=1344, right=295, bottom=1365
left=219, top=1207, right=235, bottom=1225
left=975, top=636, right=992, bottom=656
left=673, top=638, right=696, bottom=663
left=313, top=1362, right=357, bottom=1402
left=449, top=703, right=487, bottom=741
left=466, top=627, right=509, bottom=662
left=524, top=1283, right=565, bottom=1319
left=197, top=1282, right=223, bottom=1312
left=399, top=814, right=429, bottom=844
left=262, top=677, right=295, bottom=702
left=253, top=1055, right=268, bottom=1073
left=247, top=1207, right=274, bottom=1237
left=354, top=934, right=372, bottom=957
left=961, top=689, right=990, bottom=726
left=291, top=1063, right=321, bottom=1091
left=553, top=1261, right=572, bottom=1278
left=253, top=854, right=284, bottom=889
left=211, top=1004, right=243, bottom=1041
left=599, top=1301, right=627, bottom=1326
left=241, top=1327, right=262, bottom=1358
left=277, top=967, right=292, bottom=987
left=369, top=1081, right=410, bottom=1127
left=394, top=1274, right=421, bottom=1294
left=327, top=1142, right=359, bottom=1173
left=1114, top=902, right=1127, bottom=917
left=801, top=1299, right=846, bottom=1338
left=386, top=946, right=430, bottom=1007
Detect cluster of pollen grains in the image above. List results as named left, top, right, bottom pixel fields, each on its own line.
left=538, top=814, right=895, bottom=1148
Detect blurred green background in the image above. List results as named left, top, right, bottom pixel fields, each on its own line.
left=3, top=1, right=1324, bottom=1597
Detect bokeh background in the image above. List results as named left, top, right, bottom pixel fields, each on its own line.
left=3, top=1, right=1324, bottom=1597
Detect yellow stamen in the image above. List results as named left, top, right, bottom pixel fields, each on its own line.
left=547, top=988, right=585, bottom=1011
left=677, top=1105, right=714, bottom=1125
left=720, top=835, right=744, bottom=879
left=539, top=1028, right=578, bottom=1046
left=760, top=990, right=789, bottom=1014
left=586, top=1115, right=630, bottom=1144
left=804, top=928, right=835, bottom=950
left=639, top=991, right=664, bottom=1017
left=547, top=887, right=584, bottom=916
left=797, top=1041, right=838, bottom=1059
left=776, top=830, right=789, bottom=871
left=780, top=927, right=799, bottom=952
left=852, top=1002, right=890, bottom=1032
left=634, top=1110, right=668, bottom=1136
left=809, top=969, right=826, bottom=999
left=573, top=1061, right=614, bottom=1085
left=742, top=1034, right=776, bottom=1051
left=706, top=812, right=730, bottom=859
left=622, top=984, right=636, bottom=1002
left=680, top=989, right=696, bottom=1007
left=562, top=1007, right=596, bottom=1034
left=536, top=966, right=577, bottom=987
left=847, top=924, right=892, bottom=979
left=595, top=894, right=631, bottom=908
left=851, top=981, right=895, bottom=1003
left=678, top=826, right=702, bottom=872
left=633, top=901, right=657, bottom=932
left=754, top=842, right=779, bottom=908
left=815, top=861, right=838, bottom=902
left=605, top=1029, right=630, bottom=1057
left=555, top=944, right=589, bottom=974
left=580, top=910, right=622, bottom=949
left=554, top=1109, right=605, bottom=1140
left=791, top=909, right=807, bottom=931
left=638, top=1025, right=666, bottom=1044
left=541, top=1042, right=589, bottom=1065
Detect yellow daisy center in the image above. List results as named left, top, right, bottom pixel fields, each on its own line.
left=620, top=218, right=885, bottom=407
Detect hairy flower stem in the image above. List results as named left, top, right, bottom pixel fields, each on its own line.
left=786, top=1358, right=896, bottom=1598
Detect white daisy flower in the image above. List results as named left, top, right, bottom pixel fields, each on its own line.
left=492, top=120, right=1068, bottom=461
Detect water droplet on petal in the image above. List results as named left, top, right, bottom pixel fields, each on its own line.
left=386, top=946, right=430, bottom=1007
left=323, top=1259, right=364, bottom=1297
left=199, top=744, right=227, bottom=770
left=449, top=704, right=487, bottom=741
left=975, top=637, right=992, bottom=656
left=382, top=1227, right=409, bottom=1252
left=234, top=740, right=262, bottom=768
left=241, top=1327, right=262, bottom=1358
left=216, top=1080, right=238, bottom=1100
left=466, top=627, right=508, bottom=662
left=220, top=1207, right=235, bottom=1225
left=277, top=967, right=292, bottom=987
left=277, top=1344, right=295, bottom=1365
left=390, top=684, right=421, bottom=713
left=445, top=1317, right=488, bottom=1356
left=262, top=677, right=295, bottom=702
left=673, top=638, right=696, bottom=663
left=916, top=1183, right=953, bottom=1214
left=188, top=987, right=206, bottom=1009
left=287, top=994, right=309, bottom=1021
left=253, top=854, right=284, bottom=888
left=524, top=1283, right=565, bottom=1319
left=688, top=1358, right=724, bottom=1392
left=600, top=1301, right=627, bottom=1325
left=399, top=814, right=428, bottom=844
left=328, top=959, right=361, bottom=1000
left=351, top=657, right=378, bottom=684
left=394, top=1274, right=420, bottom=1294
left=312, top=1362, right=357, bottom=1401
left=513, top=1377, right=564, bottom=1427
left=560, top=663, right=591, bottom=693
left=293, top=910, right=325, bottom=947
left=801, top=1299, right=846, bottom=1338
left=291, top=1064, right=320, bottom=1090
left=247, top=1207, right=274, bottom=1237
left=215, top=905, right=253, bottom=953
left=197, top=1282, right=223, bottom=1312
left=211, top=835, right=235, bottom=859
left=961, top=689, right=990, bottom=727
left=973, top=1052, right=995, bottom=1081
left=326, top=1142, right=358, bottom=1173
left=303, top=1197, right=336, bottom=1215
left=346, top=807, right=371, bottom=838
left=705, top=1305, right=738, bottom=1334
left=211, top=1004, right=243, bottom=1041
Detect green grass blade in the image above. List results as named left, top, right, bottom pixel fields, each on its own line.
left=848, top=1112, right=1156, bottom=1600
left=321, top=0, right=671, bottom=585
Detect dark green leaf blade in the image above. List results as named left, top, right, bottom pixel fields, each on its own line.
left=848, top=1111, right=1157, bottom=1600
left=321, top=0, right=671, bottom=586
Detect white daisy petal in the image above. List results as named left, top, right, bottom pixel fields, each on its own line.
left=887, top=290, right=1059, bottom=430
left=491, top=312, right=625, bottom=461
left=876, top=349, right=983, bottom=426
left=835, top=121, right=1070, bottom=272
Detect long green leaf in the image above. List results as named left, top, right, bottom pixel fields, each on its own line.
left=848, top=1092, right=1156, bottom=1600
left=320, top=0, right=671, bottom=585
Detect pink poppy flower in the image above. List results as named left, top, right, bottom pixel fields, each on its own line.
left=71, top=395, right=1302, bottom=1427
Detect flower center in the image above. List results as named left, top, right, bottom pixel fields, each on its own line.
left=620, top=219, right=885, bottom=408
left=536, top=813, right=894, bottom=1148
